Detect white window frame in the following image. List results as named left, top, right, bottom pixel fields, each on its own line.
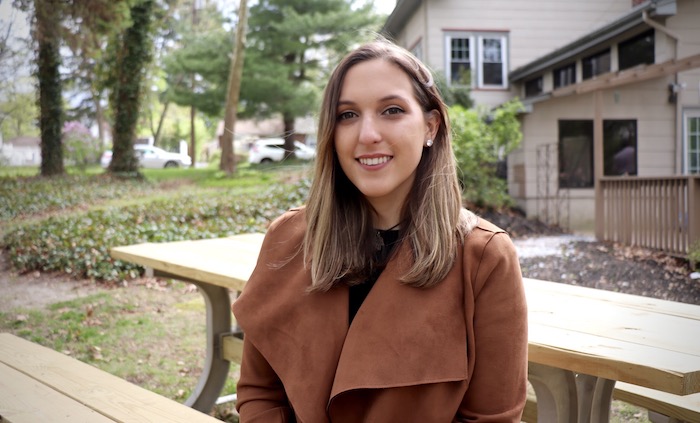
left=683, top=109, right=700, bottom=174
left=444, top=31, right=508, bottom=89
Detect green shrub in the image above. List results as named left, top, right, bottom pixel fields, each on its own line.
left=689, top=239, right=700, bottom=270
left=2, top=179, right=310, bottom=282
left=450, top=99, right=523, bottom=209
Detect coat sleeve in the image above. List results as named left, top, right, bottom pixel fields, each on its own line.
left=455, top=231, right=528, bottom=422
left=236, top=337, right=296, bottom=422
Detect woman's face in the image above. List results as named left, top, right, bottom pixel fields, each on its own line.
left=334, top=59, right=437, bottom=217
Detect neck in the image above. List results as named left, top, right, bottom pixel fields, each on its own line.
left=371, top=206, right=402, bottom=230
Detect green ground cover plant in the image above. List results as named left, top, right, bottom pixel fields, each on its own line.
left=2, top=173, right=310, bottom=282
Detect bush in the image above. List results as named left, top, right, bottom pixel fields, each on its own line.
left=2, top=179, right=310, bottom=282
left=450, top=99, right=523, bottom=208
left=62, top=121, right=102, bottom=170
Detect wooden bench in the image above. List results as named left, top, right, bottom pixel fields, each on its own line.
left=0, top=333, right=221, bottom=423
left=523, top=383, right=700, bottom=423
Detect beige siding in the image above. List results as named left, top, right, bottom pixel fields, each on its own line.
left=513, top=76, right=678, bottom=228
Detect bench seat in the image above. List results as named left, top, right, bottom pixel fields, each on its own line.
left=0, top=333, right=221, bottom=423
left=522, top=383, right=700, bottom=423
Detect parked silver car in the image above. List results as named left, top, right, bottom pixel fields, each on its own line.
left=101, top=144, right=192, bottom=169
left=247, top=138, right=316, bottom=164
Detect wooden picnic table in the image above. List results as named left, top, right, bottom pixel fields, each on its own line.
left=110, top=233, right=700, bottom=422
left=0, top=333, right=221, bottom=423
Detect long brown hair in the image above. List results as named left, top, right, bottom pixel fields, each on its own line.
left=304, top=39, right=476, bottom=292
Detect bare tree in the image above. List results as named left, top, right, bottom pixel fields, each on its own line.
left=219, top=0, right=248, bottom=175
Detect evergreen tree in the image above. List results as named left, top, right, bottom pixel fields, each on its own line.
left=243, top=0, right=380, bottom=156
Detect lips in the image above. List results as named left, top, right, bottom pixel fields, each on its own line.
left=358, top=156, right=392, bottom=166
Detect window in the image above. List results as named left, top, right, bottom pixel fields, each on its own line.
left=686, top=111, right=700, bottom=174
left=603, top=120, right=637, bottom=176
left=582, top=49, right=611, bottom=80
left=524, top=76, right=543, bottom=97
left=479, top=36, right=506, bottom=86
left=449, top=37, right=472, bottom=85
left=445, top=32, right=508, bottom=89
left=553, top=63, right=576, bottom=88
left=559, top=120, right=593, bottom=188
left=619, top=29, right=654, bottom=70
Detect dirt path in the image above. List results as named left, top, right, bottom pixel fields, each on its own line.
left=0, top=250, right=105, bottom=311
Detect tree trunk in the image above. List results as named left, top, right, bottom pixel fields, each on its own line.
left=153, top=101, right=170, bottom=146
left=220, top=0, right=249, bottom=175
left=109, top=0, right=154, bottom=174
left=35, top=0, right=64, bottom=176
left=283, top=112, right=296, bottom=160
left=190, top=104, right=196, bottom=167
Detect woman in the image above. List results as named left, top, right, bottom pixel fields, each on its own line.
left=232, top=40, right=528, bottom=422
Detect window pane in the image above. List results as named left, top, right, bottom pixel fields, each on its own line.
left=554, top=63, right=576, bottom=88
left=582, top=49, right=611, bottom=80
left=451, top=63, right=471, bottom=84
left=559, top=120, right=594, bottom=188
left=451, top=38, right=470, bottom=60
left=525, top=77, right=543, bottom=97
left=603, top=120, right=637, bottom=176
left=619, top=29, right=654, bottom=70
left=482, top=38, right=502, bottom=62
left=483, top=62, right=503, bottom=85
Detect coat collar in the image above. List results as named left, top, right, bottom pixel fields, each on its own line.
left=233, top=212, right=468, bottom=423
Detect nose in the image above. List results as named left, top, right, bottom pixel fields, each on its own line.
left=358, top=115, right=381, bottom=144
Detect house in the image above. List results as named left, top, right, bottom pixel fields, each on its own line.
left=383, top=0, right=700, bottom=254
left=0, top=135, right=41, bottom=166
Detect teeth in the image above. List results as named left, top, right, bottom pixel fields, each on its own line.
left=359, top=156, right=391, bottom=166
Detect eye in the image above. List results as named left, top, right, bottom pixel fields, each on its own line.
left=337, top=110, right=357, bottom=121
left=383, top=106, right=404, bottom=116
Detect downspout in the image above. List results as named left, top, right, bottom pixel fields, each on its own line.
left=642, top=9, right=683, bottom=173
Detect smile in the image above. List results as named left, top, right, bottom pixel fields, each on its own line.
left=358, top=156, right=392, bottom=166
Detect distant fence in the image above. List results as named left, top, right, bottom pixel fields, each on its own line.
left=597, top=175, right=700, bottom=256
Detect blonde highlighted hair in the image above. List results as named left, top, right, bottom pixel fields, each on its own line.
left=304, top=39, right=476, bottom=292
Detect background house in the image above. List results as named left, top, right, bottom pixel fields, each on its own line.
left=383, top=0, right=700, bottom=253
left=0, top=136, right=41, bottom=166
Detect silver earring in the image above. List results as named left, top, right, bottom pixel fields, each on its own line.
left=426, top=139, right=433, bottom=147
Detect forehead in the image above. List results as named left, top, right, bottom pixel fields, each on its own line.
left=339, top=59, right=416, bottom=100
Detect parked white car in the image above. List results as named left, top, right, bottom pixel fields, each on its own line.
left=248, top=138, right=316, bottom=164
left=100, top=144, right=192, bottom=169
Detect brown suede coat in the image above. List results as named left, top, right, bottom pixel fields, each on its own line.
left=232, top=208, right=528, bottom=423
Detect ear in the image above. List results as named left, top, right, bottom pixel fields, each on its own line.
left=424, top=110, right=440, bottom=142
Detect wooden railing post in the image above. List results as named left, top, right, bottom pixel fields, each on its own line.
left=689, top=176, right=700, bottom=252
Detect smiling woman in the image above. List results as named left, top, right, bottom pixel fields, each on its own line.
left=232, top=39, right=528, bottom=423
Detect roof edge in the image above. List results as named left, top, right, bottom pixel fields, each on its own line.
left=381, top=0, right=422, bottom=38
left=509, top=1, right=669, bottom=82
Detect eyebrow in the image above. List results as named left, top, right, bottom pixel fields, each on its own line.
left=337, top=94, right=409, bottom=107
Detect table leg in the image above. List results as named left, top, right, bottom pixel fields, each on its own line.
left=576, top=374, right=615, bottom=423
left=528, top=363, right=615, bottom=423
left=153, top=271, right=232, bottom=413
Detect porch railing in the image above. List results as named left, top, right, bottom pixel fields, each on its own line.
left=597, top=175, right=700, bottom=257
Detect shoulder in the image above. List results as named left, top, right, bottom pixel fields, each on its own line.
left=461, top=213, right=519, bottom=286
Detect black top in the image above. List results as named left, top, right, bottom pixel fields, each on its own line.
left=348, top=229, right=400, bottom=324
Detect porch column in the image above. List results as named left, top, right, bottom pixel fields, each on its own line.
left=594, top=90, right=604, bottom=240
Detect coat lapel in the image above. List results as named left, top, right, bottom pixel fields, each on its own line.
left=329, top=241, right=469, bottom=402
left=233, top=224, right=350, bottom=423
